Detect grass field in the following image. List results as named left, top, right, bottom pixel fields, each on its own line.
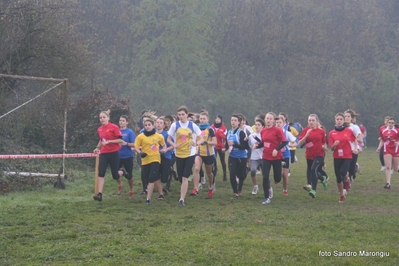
left=1, top=148, right=398, bottom=265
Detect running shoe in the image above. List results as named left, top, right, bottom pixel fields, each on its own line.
left=303, top=184, right=312, bottom=192
left=322, top=176, right=329, bottom=190
left=269, top=187, right=273, bottom=199
left=129, top=191, right=134, bottom=199
left=283, top=190, right=288, bottom=196
left=190, top=188, right=198, bottom=196
left=117, top=183, right=124, bottom=195
left=139, top=190, right=147, bottom=195
left=252, top=185, right=258, bottom=195
left=256, top=170, right=261, bottom=175
left=198, top=183, right=203, bottom=190
left=93, top=193, right=102, bottom=202
left=262, top=198, right=271, bottom=204
left=339, top=195, right=346, bottom=203
left=179, top=199, right=185, bottom=207
left=384, top=183, right=391, bottom=189
left=380, top=166, right=386, bottom=172
left=343, top=189, right=347, bottom=195
left=146, top=198, right=151, bottom=205
left=309, top=190, right=316, bottom=198
left=231, top=193, right=239, bottom=199
left=158, top=195, right=165, bottom=200
left=238, top=190, right=242, bottom=196
left=208, top=188, right=214, bottom=198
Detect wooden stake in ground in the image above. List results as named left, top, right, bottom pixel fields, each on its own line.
left=94, top=156, right=99, bottom=195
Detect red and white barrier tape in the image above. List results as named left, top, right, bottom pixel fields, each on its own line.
left=0, top=153, right=97, bottom=159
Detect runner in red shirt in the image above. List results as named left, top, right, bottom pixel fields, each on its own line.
left=376, top=117, right=399, bottom=189
left=328, top=113, right=357, bottom=203
left=93, top=110, right=124, bottom=202
left=299, top=114, right=328, bottom=199
left=211, top=115, right=227, bottom=181
left=254, top=112, right=287, bottom=204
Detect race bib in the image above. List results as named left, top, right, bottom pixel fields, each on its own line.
left=151, top=144, right=157, bottom=151
left=338, top=149, right=344, bottom=157
left=181, top=135, right=187, bottom=143
left=264, top=142, right=271, bottom=148
left=306, top=142, right=314, bottom=148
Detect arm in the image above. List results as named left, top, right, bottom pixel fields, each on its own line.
left=167, top=135, right=177, bottom=148
left=298, top=129, right=311, bottom=147
left=232, top=131, right=249, bottom=149
left=196, top=134, right=205, bottom=146
left=202, top=136, right=217, bottom=146
left=93, top=140, right=102, bottom=154
left=330, top=140, right=339, bottom=151
left=203, top=129, right=217, bottom=146
left=192, top=124, right=204, bottom=146
left=275, top=141, right=289, bottom=151
left=102, top=137, right=123, bottom=145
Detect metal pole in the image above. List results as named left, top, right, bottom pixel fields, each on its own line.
left=62, top=79, right=69, bottom=178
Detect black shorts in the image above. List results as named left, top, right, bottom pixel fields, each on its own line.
left=196, top=155, right=215, bottom=166
left=282, top=158, right=290, bottom=169
left=142, top=162, right=160, bottom=183
left=176, top=156, right=195, bottom=181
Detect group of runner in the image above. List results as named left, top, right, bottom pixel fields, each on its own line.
left=92, top=106, right=396, bottom=205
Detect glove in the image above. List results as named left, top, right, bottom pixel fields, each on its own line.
left=140, top=152, right=147, bottom=158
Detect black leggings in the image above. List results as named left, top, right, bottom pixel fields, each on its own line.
left=348, top=153, right=358, bottom=179
left=159, top=157, right=171, bottom=183
left=262, top=159, right=282, bottom=198
left=333, top=158, right=351, bottom=183
left=290, top=150, right=296, bottom=163
left=119, top=157, right=133, bottom=180
left=141, top=166, right=148, bottom=191
left=99, top=151, right=120, bottom=180
left=228, top=157, right=247, bottom=194
left=306, top=156, right=325, bottom=190
left=215, top=149, right=227, bottom=175
left=165, top=154, right=176, bottom=189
